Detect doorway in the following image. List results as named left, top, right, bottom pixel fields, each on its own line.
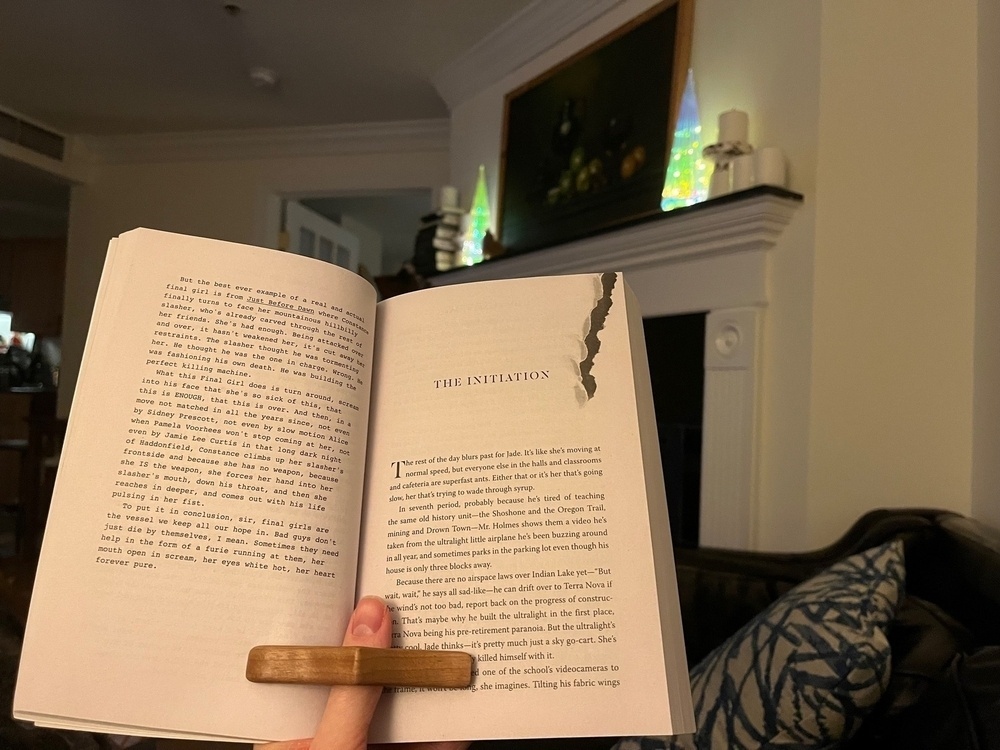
left=286, top=189, right=433, bottom=278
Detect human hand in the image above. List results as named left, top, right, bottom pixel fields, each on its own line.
left=259, top=596, right=470, bottom=750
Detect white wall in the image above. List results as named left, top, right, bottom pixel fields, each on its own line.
left=445, top=0, right=993, bottom=548
left=808, top=1, right=979, bottom=543
left=62, top=147, right=448, bottom=414
left=342, top=213, right=384, bottom=277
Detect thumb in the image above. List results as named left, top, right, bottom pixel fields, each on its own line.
left=310, top=596, right=392, bottom=750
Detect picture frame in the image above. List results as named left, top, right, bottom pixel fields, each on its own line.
left=497, top=0, right=694, bottom=256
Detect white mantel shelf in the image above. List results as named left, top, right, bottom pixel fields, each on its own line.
left=431, top=186, right=802, bottom=288
left=431, top=186, right=803, bottom=551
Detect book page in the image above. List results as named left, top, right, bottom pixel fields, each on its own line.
left=15, top=229, right=377, bottom=742
left=358, top=273, right=693, bottom=742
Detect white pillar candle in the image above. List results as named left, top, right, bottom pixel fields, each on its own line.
left=708, top=166, right=731, bottom=198
left=439, top=185, right=459, bottom=210
left=754, top=146, right=787, bottom=187
left=718, top=109, right=749, bottom=143
left=732, top=153, right=755, bottom=191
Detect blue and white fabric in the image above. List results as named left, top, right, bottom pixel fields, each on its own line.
left=615, top=540, right=905, bottom=750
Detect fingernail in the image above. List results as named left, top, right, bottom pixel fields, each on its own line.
left=351, top=596, right=386, bottom=636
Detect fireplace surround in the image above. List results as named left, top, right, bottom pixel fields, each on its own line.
left=431, top=185, right=803, bottom=548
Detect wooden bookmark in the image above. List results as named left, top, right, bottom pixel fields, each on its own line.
left=246, top=646, right=474, bottom=688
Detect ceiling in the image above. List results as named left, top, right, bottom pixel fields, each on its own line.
left=0, top=0, right=533, bottom=136
left=0, top=0, right=533, bottom=245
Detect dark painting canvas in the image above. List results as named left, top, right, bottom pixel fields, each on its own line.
left=498, top=0, right=691, bottom=255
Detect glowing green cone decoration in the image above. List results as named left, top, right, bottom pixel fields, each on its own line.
left=460, top=164, right=491, bottom=266
left=661, top=69, right=709, bottom=211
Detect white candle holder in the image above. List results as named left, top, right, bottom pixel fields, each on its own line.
left=703, top=141, right=753, bottom=198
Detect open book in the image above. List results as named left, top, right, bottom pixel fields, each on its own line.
left=14, top=228, right=693, bottom=744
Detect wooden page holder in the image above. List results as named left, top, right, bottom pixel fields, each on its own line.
left=246, top=646, right=474, bottom=688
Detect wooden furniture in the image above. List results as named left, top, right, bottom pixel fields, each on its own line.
left=0, top=388, right=62, bottom=555
left=0, top=433, right=29, bottom=552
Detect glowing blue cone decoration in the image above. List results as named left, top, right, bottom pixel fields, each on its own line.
left=661, top=69, right=709, bottom=211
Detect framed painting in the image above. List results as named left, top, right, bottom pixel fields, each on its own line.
left=497, top=0, right=694, bottom=256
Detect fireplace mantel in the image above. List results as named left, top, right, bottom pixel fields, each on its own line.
left=433, top=186, right=803, bottom=549
left=433, top=187, right=800, bottom=286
